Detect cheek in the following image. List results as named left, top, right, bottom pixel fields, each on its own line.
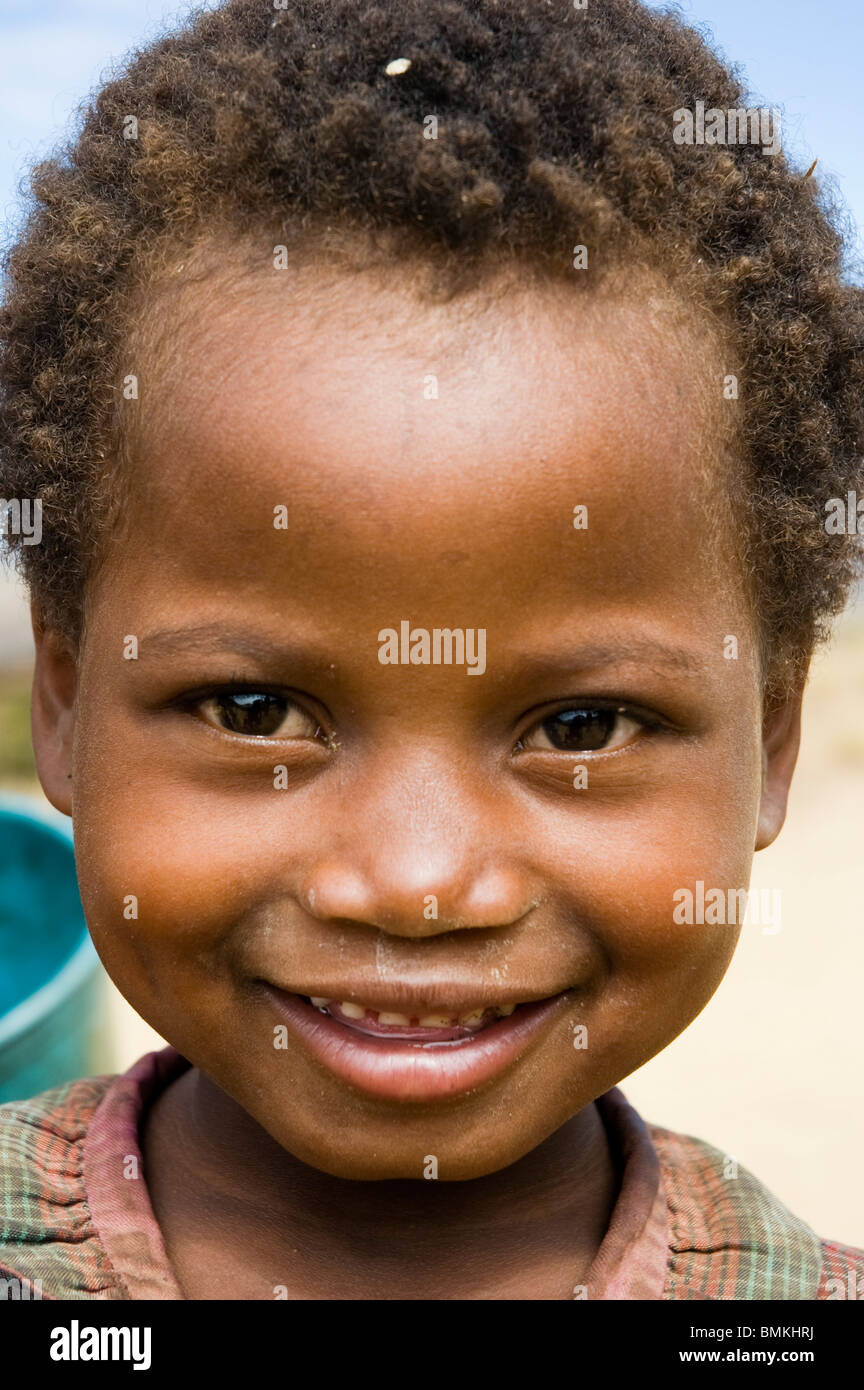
left=600, top=797, right=757, bottom=957
left=578, top=716, right=762, bottom=945
left=70, top=748, right=260, bottom=1021
left=72, top=682, right=292, bottom=940
left=538, top=735, right=762, bottom=1056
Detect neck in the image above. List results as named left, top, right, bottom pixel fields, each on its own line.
left=145, top=1066, right=619, bottom=1299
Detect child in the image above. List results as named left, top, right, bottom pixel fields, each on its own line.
left=0, top=0, right=862, bottom=1300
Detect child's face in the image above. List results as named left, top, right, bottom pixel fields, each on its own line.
left=33, top=261, right=801, bottom=1180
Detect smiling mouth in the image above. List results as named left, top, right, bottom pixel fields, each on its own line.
left=299, top=995, right=520, bottom=1043
left=263, top=985, right=573, bottom=1102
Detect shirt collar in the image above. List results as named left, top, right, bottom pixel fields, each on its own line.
left=85, top=1048, right=670, bottom=1300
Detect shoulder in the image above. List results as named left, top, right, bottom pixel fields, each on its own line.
left=649, top=1123, right=864, bottom=1301
left=817, top=1238, right=864, bottom=1301
left=0, top=1073, right=127, bottom=1300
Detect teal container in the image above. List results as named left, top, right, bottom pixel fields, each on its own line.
left=0, top=795, right=107, bottom=1103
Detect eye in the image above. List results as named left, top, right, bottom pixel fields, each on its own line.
left=196, top=692, right=323, bottom=740
left=517, top=705, right=644, bottom=754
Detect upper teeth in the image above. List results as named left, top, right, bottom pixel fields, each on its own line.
left=308, top=997, right=517, bottom=1026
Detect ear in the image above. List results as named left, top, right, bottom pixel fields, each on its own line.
left=754, top=683, right=804, bottom=851
left=30, top=601, right=79, bottom=817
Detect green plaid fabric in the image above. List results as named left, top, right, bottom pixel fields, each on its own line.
left=0, top=1049, right=861, bottom=1300
left=652, top=1125, right=857, bottom=1300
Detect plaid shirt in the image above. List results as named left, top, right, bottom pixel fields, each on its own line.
left=0, top=1047, right=861, bottom=1300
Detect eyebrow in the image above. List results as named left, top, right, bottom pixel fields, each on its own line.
left=140, top=624, right=705, bottom=676
left=516, top=640, right=707, bottom=679
left=138, top=624, right=308, bottom=666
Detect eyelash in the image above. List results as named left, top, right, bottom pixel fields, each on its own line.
left=183, top=683, right=329, bottom=744
left=514, top=702, right=666, bottom=756
left=183, top=685, right=666, bottom=755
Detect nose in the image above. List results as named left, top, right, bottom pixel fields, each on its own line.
left=297, top=754, right=537, bottom=937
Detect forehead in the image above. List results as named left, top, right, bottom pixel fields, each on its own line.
left=109, top=258, right=745, bottom=649
left=136, top=255, right=726, bottom=470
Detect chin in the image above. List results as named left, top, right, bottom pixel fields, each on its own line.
left=254, top=1098, right=566, bottom=1183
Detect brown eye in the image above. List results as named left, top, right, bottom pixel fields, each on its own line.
left=198, top=692, right=321, bottom=739
left=520, top=706, right=641, bottom=753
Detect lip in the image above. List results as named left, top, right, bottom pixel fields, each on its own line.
left=262, top=985, right=573, bottom=1102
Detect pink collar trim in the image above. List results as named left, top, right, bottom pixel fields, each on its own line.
left=84, top=1048, right=669, bottom=1301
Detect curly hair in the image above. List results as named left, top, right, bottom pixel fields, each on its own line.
left=1, top=0, right=862, bottom=700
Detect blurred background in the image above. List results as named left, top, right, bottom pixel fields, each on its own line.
left=1, top=0, right=863, bottom=1245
